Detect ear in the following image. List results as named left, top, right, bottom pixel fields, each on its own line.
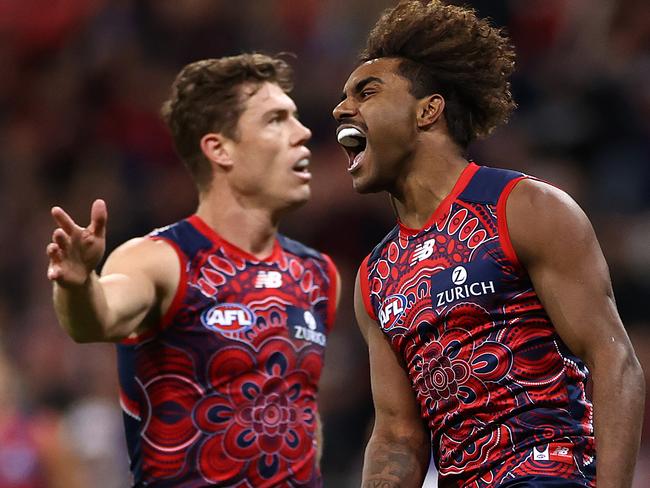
left=200, top=133, right=233, bottom=169
left=416, top=94, right=445, bottom=129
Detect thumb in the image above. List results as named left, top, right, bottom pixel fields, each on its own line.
left=88, top=199, right=107, bottom=239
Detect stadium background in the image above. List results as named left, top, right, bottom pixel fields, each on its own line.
left=0, top=0, right=648, bottom=486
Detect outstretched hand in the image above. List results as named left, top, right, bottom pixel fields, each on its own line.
left=47, top=199, right=107, bottom=287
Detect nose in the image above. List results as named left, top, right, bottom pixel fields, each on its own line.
left=332, top=97, right=356, bottom=122
left=292, top=118, right=312, bottom=146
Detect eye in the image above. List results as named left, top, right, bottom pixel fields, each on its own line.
left=360, top=89, right=374, bottom=99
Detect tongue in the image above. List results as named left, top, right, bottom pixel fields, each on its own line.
left=350, top=150, right=365, bottom=171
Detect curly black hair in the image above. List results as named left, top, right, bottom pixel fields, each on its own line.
left=360, top=0, right=516, bottom=148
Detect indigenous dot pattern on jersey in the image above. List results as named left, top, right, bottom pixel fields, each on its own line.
left=117, top=215, right=337, bottom=487
left=361, top=163, right=595, bottom=487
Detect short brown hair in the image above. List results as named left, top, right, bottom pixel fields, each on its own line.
left=161, top=53, right=293, bottom=190
left=360, top=0, right=516, bottom=149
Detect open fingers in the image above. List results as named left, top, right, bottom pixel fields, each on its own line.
left=46, top=243, right=64, bottom=280
left=88, top=199, right=107, bottom=238
left=52, top=228, right=70, bottom=250
left=51, top=206, right=80, bottom=235
left=46, top=242, right=62, bottom=260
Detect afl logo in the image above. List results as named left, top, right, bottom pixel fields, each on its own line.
left=201, top=303, right=255, bottom=335
left=451, top=266, right=467, bottom=285
left=378, top=294, right=407, bottom=330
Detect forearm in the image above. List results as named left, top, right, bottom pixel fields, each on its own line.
left=592, top=353, right=645, bottom=488
left=52, top=272, right=113, bottom=342
left=362, top=431, right=429, bottom=488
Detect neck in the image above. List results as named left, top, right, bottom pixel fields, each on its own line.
left=196, top=188, right=280, bottom=259
left=391, top=140, right=468, bottom=229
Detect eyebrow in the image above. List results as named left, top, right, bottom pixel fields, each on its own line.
left=340, top=76, right=384, bottom=102
left=262, top=107, right=298, bottom=119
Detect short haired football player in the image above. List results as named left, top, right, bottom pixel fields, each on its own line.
left=332, top=2, right=644, bottom=487
left=47, top=53, right=339, bottom=486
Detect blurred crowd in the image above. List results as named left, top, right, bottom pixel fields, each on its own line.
left=0, top=0, right=648, bottom=486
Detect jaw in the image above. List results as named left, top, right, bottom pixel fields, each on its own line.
left=349, top=151, right=384, bottom=194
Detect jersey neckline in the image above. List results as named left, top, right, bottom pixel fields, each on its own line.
left=398, top=162, right=480, bottom=237
left=187, top=214, right=282, bottom=264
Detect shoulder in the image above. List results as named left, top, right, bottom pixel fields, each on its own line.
left=506, top=178, right=595, bottom=265
left=277, top=234, right=330, bottom=264
left=102, top=236, right=181, bottom=285
left=507, top=178, right=588, bottom=228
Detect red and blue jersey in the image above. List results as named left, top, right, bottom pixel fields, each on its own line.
left=0, top=415, right=48, bottom=488
left=361, top=163, right=596, bottom=487
left=116, top=215, right=337, bottom=487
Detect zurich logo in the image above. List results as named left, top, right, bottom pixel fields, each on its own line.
left=201, top=303, right=255, bottom=335
left=304, top=310, right=317, bottom=330
left=451, top=266, right=467, bottom=285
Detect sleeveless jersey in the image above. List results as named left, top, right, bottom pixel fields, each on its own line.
left=360, top=163, right=596, bottom=487
left=116, top=215, right=337, bottom=487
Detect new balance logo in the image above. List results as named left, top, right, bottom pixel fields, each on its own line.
left=255, top=271, right=282, bottom=288
left=532, top=443, right=573, bottom=464
left=411, top=238, right=436, bottom=264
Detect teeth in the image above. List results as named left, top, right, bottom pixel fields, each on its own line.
left=294, top=158, right=309, bottom=170
left=337, top=127, right=365, bottom=147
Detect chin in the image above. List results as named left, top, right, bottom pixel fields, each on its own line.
left=284, top=189, right=311, bottom=210
left=352, top=174, right=384, bottom=194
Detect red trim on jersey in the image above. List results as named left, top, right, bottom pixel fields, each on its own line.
left=188, top=214, right=282, bottom=263
left=119, top=237, right=188, bottom=345
left=496, top=176, right=527, bottom=270
left=398, top=162, right=480, bottom=237
left=359, top=255, right=377, bottom=321
left=321, top=253, right=338, bottom=331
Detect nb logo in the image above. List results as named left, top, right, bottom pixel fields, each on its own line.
left=255, top=271, right=282, bottom=288
left=451, top=266, right=467, bottom=285
left=553, top=447, right=570, bottom=456
left=410, top=238, right=436, bottom=264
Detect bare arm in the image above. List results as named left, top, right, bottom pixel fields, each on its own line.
left=47, top=199, right=179, bottom=342
left=355, top=271, right=430, bottom=488
left=316, top=266, right=342, bottom=466
left=508, top=179, right=645, bottom=488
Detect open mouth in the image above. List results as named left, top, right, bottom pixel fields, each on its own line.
left=292, top=157, right=310, bottom=173
left=291, top=157, right=312, bottom=182
left=336, top=126, right=367, bottom=172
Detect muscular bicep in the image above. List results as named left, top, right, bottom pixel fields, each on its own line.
left=99, top=238, right=179, bottom=340
left=507, top=179, right=633, bottom=367
left=354, top=271, right=427, bottom=438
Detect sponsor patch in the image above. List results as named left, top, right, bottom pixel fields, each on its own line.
left=533, top=443, right=574, bottom=464
left=433, top=265, right=496, bottom=308
left=288, top=306, right=326, bottom=346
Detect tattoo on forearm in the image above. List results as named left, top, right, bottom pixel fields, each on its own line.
left=364, top=481, right=399, bottom=488
left=362, top=441, right=424, bottom=488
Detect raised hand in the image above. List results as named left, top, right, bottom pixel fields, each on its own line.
left=47, top=199, right=108, bottom=287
